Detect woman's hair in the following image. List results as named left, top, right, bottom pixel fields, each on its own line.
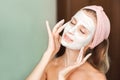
left=84, top=9, right=110, bottom=73
left=86, top=39, right=110, bottom=73
left=55, top=9, right=110, bottom=74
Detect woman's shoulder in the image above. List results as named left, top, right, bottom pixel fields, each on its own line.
left=68, top=68, right=106, bottom=80
left=68, top=62, right=107, bottom=80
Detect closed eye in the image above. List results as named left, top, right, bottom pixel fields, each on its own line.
left=80, top=29, right=85, bottom=34
left=79, top=25, right=89, bottom=35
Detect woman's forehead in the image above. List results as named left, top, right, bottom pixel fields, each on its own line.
left=72, top=10, right=95, bottom=31
left=73, top=10, right=92, bottom=21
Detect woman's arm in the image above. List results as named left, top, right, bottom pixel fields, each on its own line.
left=26, top=50, right=54, bottom=80
left=26, top=20, right=65, bottom=80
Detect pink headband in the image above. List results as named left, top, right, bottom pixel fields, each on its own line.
left=83, top=5, right=110, bottom=49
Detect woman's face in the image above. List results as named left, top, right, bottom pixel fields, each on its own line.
left=61, top=10, right=96, bottom=50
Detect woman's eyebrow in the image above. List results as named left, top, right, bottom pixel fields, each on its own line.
left=72, top=17, right=77, bottom=23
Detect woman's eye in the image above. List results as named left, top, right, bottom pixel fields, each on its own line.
left=80, top=29, right=85, bottom=34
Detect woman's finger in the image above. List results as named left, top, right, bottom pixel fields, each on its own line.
left=56, top=25, right=65, bottom=35
left=53, top=19, right=65, bottom=33
left=46, top=20, right=52, bottom=38
left=76, top=47, right=84, bottom=63
left=54, top=25, right=65, bottom=40
left=82, top=53, right=92, bottom=63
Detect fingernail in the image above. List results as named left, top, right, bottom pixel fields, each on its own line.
left=61, top=19, right=65, bottom=23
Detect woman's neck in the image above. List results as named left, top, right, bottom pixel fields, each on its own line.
left=63, top=48, right=80, bottom=66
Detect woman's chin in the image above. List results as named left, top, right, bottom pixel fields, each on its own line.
left=61, top=41, right=81, bottom=50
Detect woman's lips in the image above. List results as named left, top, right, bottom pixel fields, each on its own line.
left=63, top=34, right=73, bottom=43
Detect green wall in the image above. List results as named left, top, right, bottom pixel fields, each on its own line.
left=0, top=0, right=56, bottom=80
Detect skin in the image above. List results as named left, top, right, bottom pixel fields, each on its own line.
left=61, top=11, right=95, bottom=50
left=26, top=10, right=106, bottom=80
left=44, top=59, right=106, bottom=80
left=41, top=10, right=106, bottom=80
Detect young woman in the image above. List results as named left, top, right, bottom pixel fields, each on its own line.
left=26, top=5, right=110, bottom=80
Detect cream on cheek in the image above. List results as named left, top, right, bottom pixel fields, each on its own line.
left=61, top=11, right=95, bottom=50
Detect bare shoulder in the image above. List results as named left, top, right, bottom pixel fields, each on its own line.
left=68, top=66, right=107, bottom=80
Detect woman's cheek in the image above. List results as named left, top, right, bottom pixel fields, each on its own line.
left=64, top=25, right=71, bottom=33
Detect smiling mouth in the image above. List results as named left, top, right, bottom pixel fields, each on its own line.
left=63, top=34, right=73, bottom=43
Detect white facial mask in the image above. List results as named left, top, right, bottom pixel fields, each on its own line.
left=61, top=10, right=96, bottom=50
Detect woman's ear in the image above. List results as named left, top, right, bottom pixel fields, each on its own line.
left=87, top=39, right=94, bottom=49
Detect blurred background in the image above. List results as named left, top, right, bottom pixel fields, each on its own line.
left=0, top=0, right=120, bottom=80
left=0, top=0, right=56, bottom=80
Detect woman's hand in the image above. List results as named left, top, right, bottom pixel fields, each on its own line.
left=26, top=20, right=65, bottom=80
left=58, top=47, right=92, bottom=80
left=45, top=19, right=65, bottom=59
